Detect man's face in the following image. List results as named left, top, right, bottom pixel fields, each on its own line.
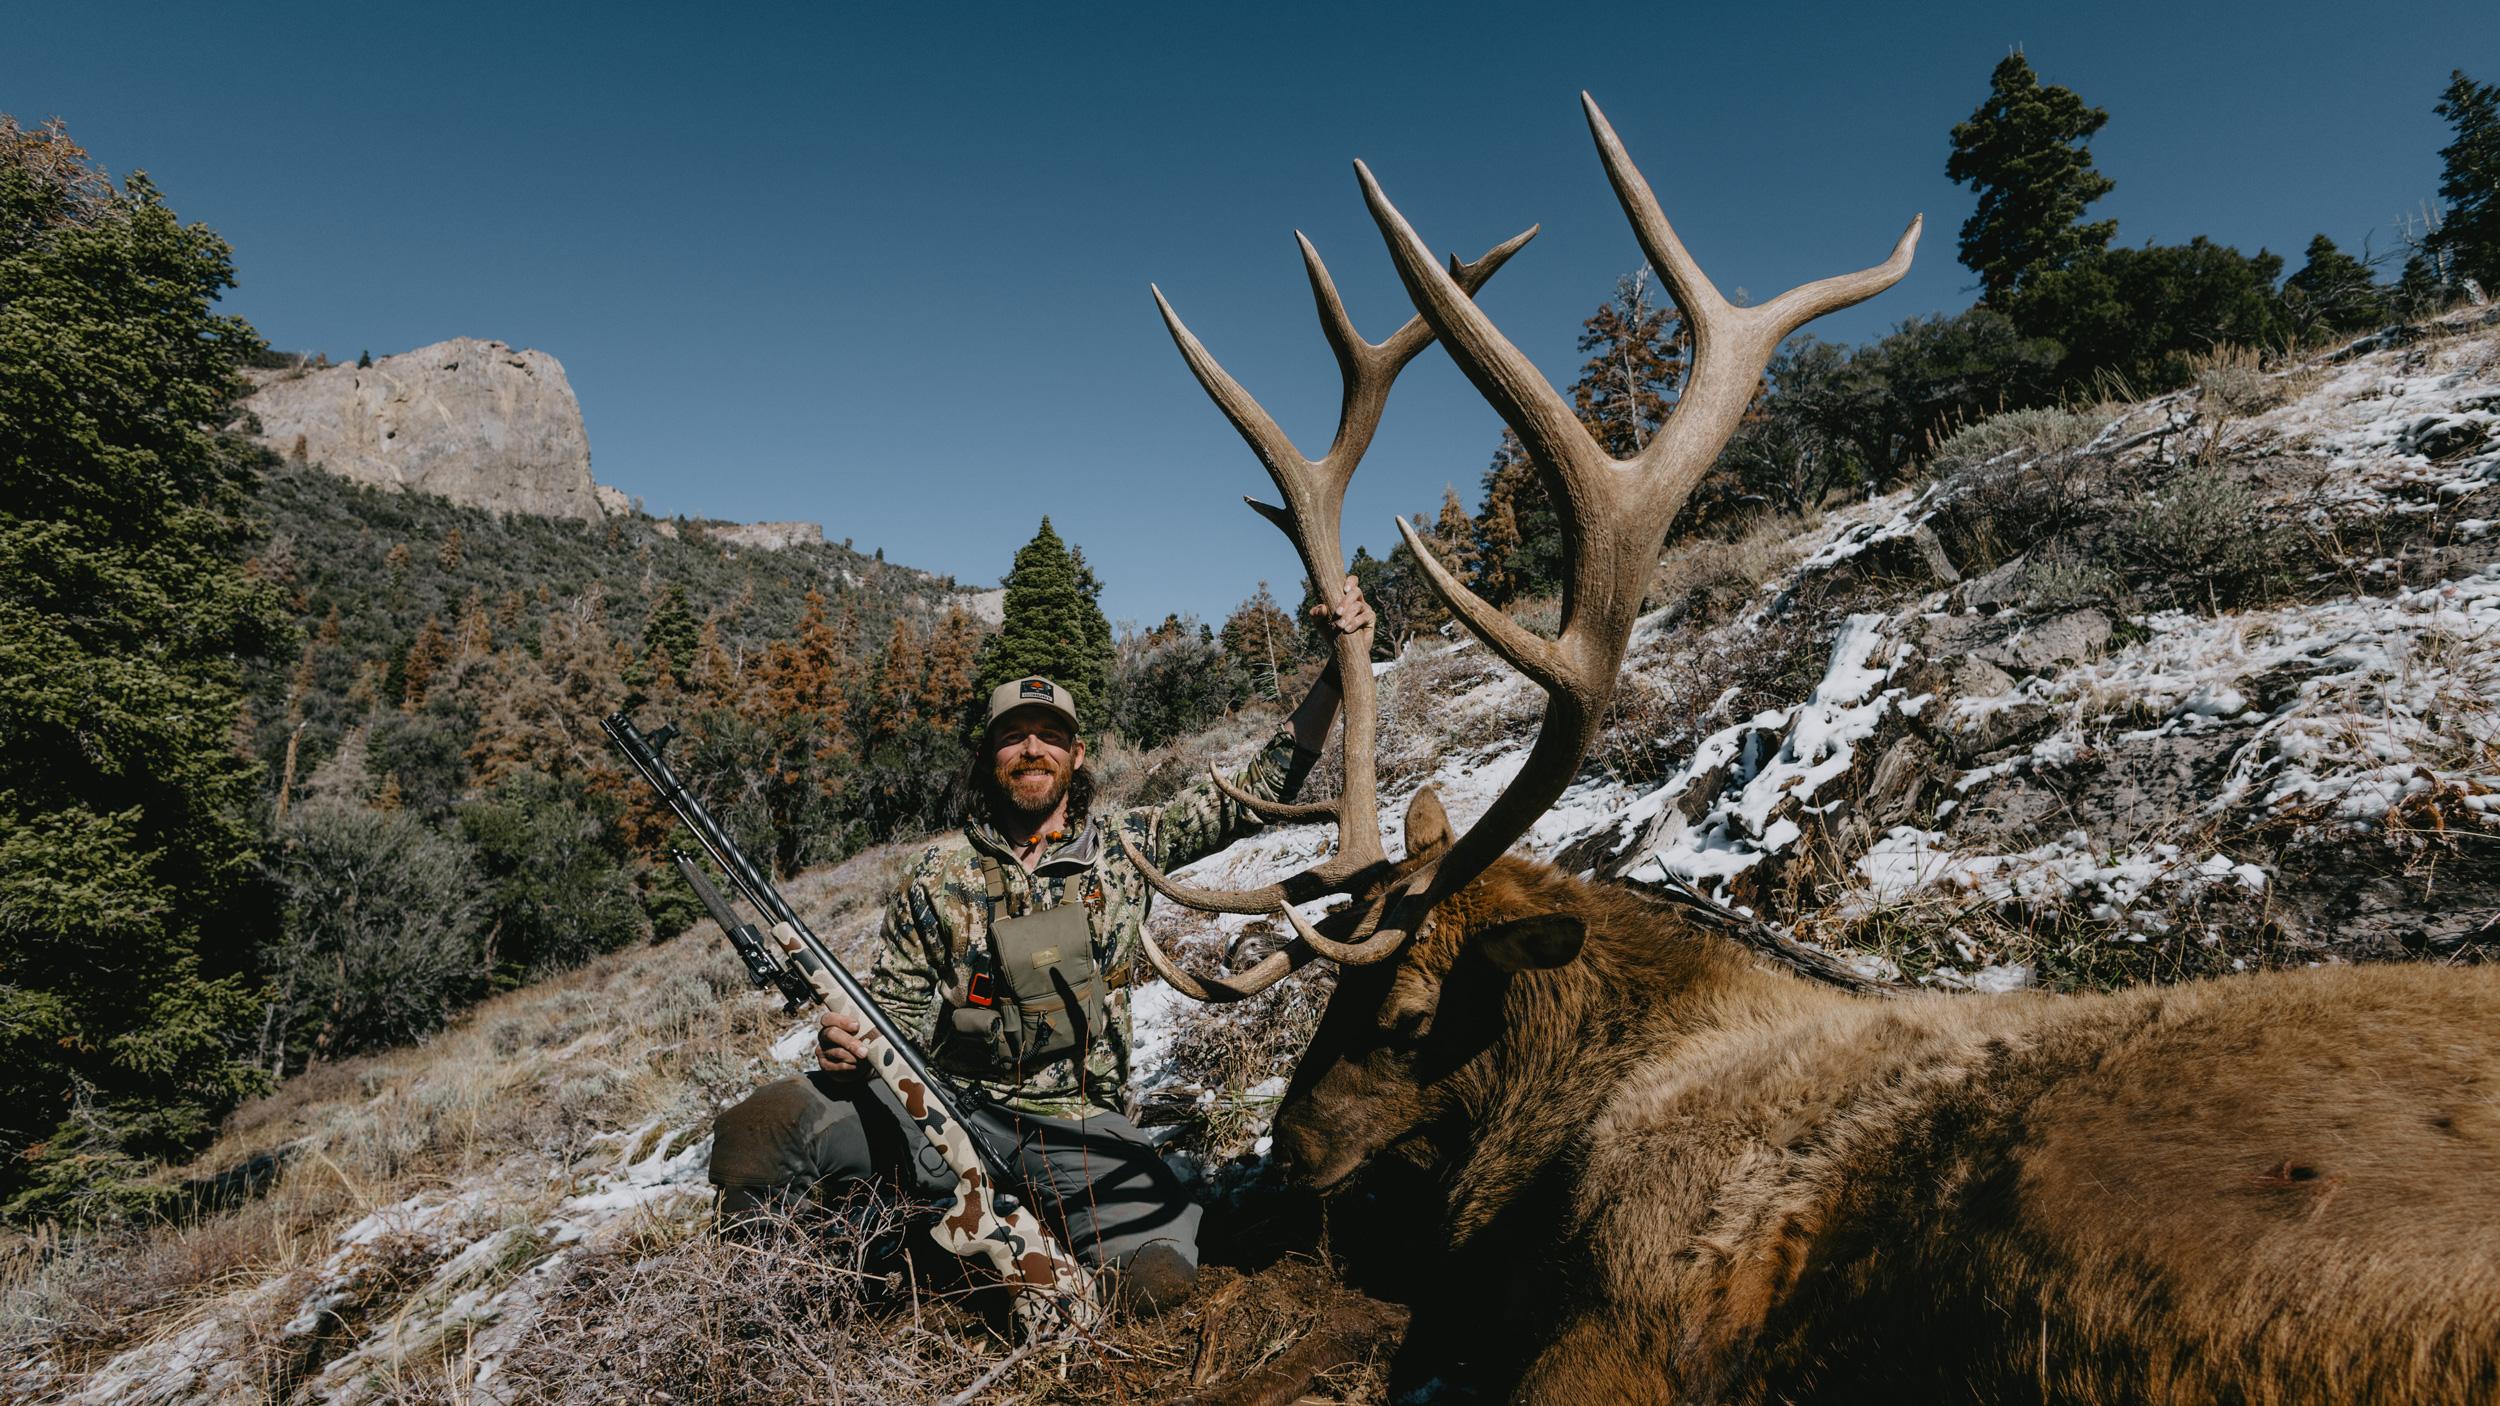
left=989, top=707, right=1085, bottom=817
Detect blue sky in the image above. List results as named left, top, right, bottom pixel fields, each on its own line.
left=10, top=2, right=2495, bottom=628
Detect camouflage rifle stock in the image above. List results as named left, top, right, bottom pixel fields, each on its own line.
left=602, top=712, right=1099, bottom=1339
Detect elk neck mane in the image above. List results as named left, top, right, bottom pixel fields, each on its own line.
left=1427, top=857, right=1855, bottom=1245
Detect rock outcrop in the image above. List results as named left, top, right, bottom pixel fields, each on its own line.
left=243, top=339, right=604, bottom=521
left=708, top=521, right=823, bottom=551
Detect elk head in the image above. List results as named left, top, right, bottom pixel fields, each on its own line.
left=1136, top=95, right=1917, bottom=1190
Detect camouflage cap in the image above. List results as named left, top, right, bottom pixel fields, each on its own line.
left=984, top=676, right=1081, bottom=737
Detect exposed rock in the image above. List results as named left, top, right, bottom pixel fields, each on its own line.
left=1954, top=555, right=2029, bottom=614
left=1985, top=609, right=2112, bottom=673
left=957, top=588, right=1007, bottom=627
left=243, top=338, right=603, bottom=521
left=594, top=484, right=634, bottom=517
left=708, top=521, right=824, bottom=551
left=1943, top=699, right=2057, bottom=764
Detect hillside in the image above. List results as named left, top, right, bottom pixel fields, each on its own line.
left=246, top=454, right=981, bottom=806
left=7, top=308, right=2496, bottom=1402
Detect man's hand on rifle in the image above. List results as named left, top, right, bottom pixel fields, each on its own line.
left=816, top=1011, right=869, bottom=1080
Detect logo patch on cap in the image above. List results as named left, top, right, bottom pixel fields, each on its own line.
left=1019, top=678, right=1053, bottom=700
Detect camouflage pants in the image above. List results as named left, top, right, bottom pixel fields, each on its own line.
left=709, top=1073, right=1202, bottom=1279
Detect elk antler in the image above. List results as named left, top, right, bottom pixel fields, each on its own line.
left=1125, top=218, right=1537, bottom=1000
left=1143, top=95, right=1918, bottom=1000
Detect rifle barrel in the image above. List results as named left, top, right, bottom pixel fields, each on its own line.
left=599, top=713, right=948, bottom=1110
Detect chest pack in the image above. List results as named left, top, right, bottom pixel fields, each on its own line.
left=934, top=852, right=1109, bottom=1081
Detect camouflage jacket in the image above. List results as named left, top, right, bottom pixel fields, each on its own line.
left=867, top=729, right=1316, bottom=1119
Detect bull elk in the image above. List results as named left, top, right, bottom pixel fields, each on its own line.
left=1139, top=96, right=2500, bottom=1403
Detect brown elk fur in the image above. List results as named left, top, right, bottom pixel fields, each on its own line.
left=1270, top=793, right=2500, bottom=1404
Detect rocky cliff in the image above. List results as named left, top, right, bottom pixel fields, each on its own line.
left=242, top=338, right=604, bottom=521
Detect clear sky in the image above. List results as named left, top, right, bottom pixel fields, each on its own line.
left=10, top=2, right=2494, bottom=629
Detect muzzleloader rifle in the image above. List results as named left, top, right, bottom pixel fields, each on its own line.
left=602, top=712, right=1099, bottom=1340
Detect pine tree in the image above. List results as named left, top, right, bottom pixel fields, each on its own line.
left=1946, top=53, right=2118, bottom=303
left=400, top=616, right=452, bottom=710
left=919, top=606, right=984, bottom=729
left=1430, top=486, right=1479, bottom=585
left=633, top=582, right=699, bottom=700
left=465, top=644, right=568, bottom=788
left=867, top=615, right=926, bottom=749
left=0, top=115, right=288, bottom=1215
left=750, top=590, right=854, bottom=872
left=1221, top=582, right=1306, bottom=702
left=1572, top=270, right=1684, bottom=454
left=2281, top=234, right=2389, bottom=338
left=2429, top=69, right=2500, bottom=294
left=975, top=518, right=1115, bottom=730
left=689, top=615, right=748, bottom=713
left=1067, top=544, right=1115, bottom=712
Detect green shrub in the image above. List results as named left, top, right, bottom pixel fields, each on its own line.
left=2118, top=465, right=2299, bottom=610
left=1932, top=406, right=2104, bottom=472
left=2019, top=543, right=2123, bottom=611
left=460, top=771, right=650, bottom=984
left=264, top=798, right=489, bottom=1066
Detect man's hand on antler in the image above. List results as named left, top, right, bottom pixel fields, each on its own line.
left=1313, top=573, right=1374, bottom=639
left=1288, top=575, right=1372, bottom=752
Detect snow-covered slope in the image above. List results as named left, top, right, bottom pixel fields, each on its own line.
left=12, top=310, right=2498, bottom=1402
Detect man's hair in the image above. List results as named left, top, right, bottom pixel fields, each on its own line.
left=961, top=749, right=1095, bottom=832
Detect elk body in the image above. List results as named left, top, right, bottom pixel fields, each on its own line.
left=1142, top=96, right=2500, bottom=1402
left=1274, top=796, right=2500, bottom=1402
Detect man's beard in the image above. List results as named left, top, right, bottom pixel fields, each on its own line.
left=994, top=753, right=1073, bottom=819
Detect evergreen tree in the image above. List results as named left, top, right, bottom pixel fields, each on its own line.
left=400, top=616, right=452, bottom=710
left=919, top=607, right=984, bottom=730
left=2281, top=234, right=2390, bottom=338
left=750, top=590, right=854, bottom=873
left=1106, top=614, right=1244, bottom=749
left=866, top=615, right=926, bottom=750
left=637, top=582, right=699, bottom=694
left=1946, top=53, right=2118, bottom=303
left=0, top=116, right=288, bottom=1216
left=459, top=771, right=646, bottom=983
left=1066, top=544, right=1115, bottom=711
left=1220, top=582, right=1305, bottom=702
left=2010, top=237, right=2289, bottom=391
left=263, top=798, right=486, bottom=1069
left=2429, top=69, right=2500, bottom=294
left=975, top=518, right=1114, bottom=729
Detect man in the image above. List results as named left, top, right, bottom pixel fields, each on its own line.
left=708, top=578, right=1373, bottom=1314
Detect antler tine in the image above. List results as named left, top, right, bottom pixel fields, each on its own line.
left=1392, top=513, right=1565, bottom=694
left=1116, top=826, right=1383, bottom=917
left=1345, top=99, right=1917, bottom=941
left=1584, top=92, right=1920, bottom=520
left=1210, top=766, right=1340, bottom=824
left=1135, top=921, right=1322, bottom=1003
left=1356, top=160, right=1610, bottom=537
left=1139, top=225, right=1534, bottom=998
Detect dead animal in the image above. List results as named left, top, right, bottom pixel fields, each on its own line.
left=1142, top=95, right=2500, bottom=1403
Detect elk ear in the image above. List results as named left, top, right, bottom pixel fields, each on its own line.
left=1475, top=914, right=1586, bottom=973
left=1405, top=787, right=1453, bottom=860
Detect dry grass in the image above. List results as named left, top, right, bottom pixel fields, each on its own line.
left=1090, top=704, right=1286, bottom=813
left=0, top=823, right=1404, bottom=1404
left=1647, top=513, right=1816, bottom=628
left=2189, top=343, right=2288, bottom=418
left=0, top=836, right=931, bottom=1397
